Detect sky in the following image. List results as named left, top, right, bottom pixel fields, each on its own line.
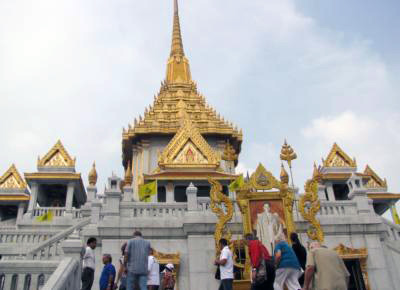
left=0, top=0, right=399, bottom=215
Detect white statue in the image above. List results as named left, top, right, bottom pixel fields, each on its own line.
left=256, top=203, right=284, bottom=254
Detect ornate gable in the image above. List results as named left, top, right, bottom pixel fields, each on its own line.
left=158, top=114, right=220, bottom=169
left=246, top=163, right=281, bottom=191
left=38, top=140, right=75, bottom=167
left=364, top=165, right=387, bottom=189
left=323, top=143, right=356, bottom=168
left=0, top=164, right=27, bottom=190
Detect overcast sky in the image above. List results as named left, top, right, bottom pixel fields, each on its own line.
left=1, top=0, right=399, bottom=214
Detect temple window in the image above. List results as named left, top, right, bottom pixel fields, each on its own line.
left=157, top=186, right=166, bottom=202
left=333, top=183, right=350, bottom=200
left=197, top=186, right=210, bottom=197
left=10, top=274, right=18, bottom=290
left=23, top=274, right=31, bottom=290
left=174, top=186, right=188, bottom=202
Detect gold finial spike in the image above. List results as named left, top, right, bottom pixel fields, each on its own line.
left=88, top=162, right=98, bottom=186
left=280, top=163, right=289, bottom=184
left=280, top=139, right=297, bottom=168
left=171, top=0, right=184, bottom=57
left=124, top=161, right=133, bottom=186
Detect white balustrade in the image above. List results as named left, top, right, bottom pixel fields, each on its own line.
left=130, top=203, right=188, bottom=218
left=317, top=201, right=358, bottom=216
left=197, top=197, right=211, bottom=212
left=382, top=217, right=400, bottom=241
left=33, top=207, right=66, bottom=217
left=0, top=230, right=54, bottom=244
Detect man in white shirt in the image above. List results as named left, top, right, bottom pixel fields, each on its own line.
left=147, top=248, right=160, bottom=290
left=81, top=237, right=97, bottom=290
left=215, top=238, right=234, bottom=290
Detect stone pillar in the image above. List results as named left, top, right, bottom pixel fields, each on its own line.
left=86, top=185, right=97, bottom=203
left=166, top=182, right=174, bottom=202
left=325, top=182, right=335, bottom=201
left=142, top=141, right=150, bottom=174
left=123, top=185, right=133, bottom=202
left=91, top=200, right=102, bottom=224
left=317, top=184, right=327, bottom=201
left=16, top=202, right=25, bottom=221
left=186, top=183, right=198, bottom=211
left=65, top=182, right=75, bottom=213
left=348, top=175, right=373, bottom=214
left=27, top=182, right=38, bottom=214
left=104, top=191, right=121, bottom=214
left=61, top=235, right=84, bottom=290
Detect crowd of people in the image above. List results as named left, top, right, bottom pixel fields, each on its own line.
left=81, top=231, right=175, bottom=290
left=80, top=230, right=350, bottom=290
left=216, top=232, right=350, bottom=290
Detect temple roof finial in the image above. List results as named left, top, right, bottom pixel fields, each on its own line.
left=171, top=0, right=184, bottom=57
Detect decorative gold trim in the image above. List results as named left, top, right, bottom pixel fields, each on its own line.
left=299, top=177, right=324, bottom=242
left=334, top=244, right=371, bottom=290
left=367, top=193, right=400, bottom=200
left=159, top=112, right=220, bottom=169
left=37, top=140, right=75, bottom=167
left=0, top=195, right=30, bottom=201
left=364, top=165, right=387, bottom=189
left=209, top=178, right=234, bottom=257
left=323, top=143, right=356, bottom=168
left=244, top=163, right=281, bottom=191
left=0, top=164, right=27, bottom=190
left=222, top=141, right=238, bottom=162
left=25, top=173, right=81, bottom=180
left=280, top=139, right=297, bottom=167
left=153, top=249, right=180, bottom=290
left=124, top=161, right=133, bottom=186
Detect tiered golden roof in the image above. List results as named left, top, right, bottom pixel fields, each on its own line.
left=38, top=140, right=75, bottom=168
left=323, top=143, right=357, bottom=168
left=122, top=0, right=242, bottom=167
left=364, top=165, right=387, bottom=189
left=0, top=164, right=27, bottom=190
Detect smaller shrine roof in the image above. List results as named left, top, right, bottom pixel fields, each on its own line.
left=323, top=143, right=357, bottom=168
left=363, top=165, right=387, bottom=189
left=37, top=140, right=76, bottom=169
left=0, top=164, right=27, bottom=190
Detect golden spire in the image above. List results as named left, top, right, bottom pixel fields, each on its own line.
left=166, top=0, right=192, bottom=83
left=312, top=162, right=322, bottom=182
left=88, top=162, right=98, bottom=186
left=124, top=161, right=133, bottom=186
left=171, top=0, right=184, bottom=57
left=280, top=139, right=297, bottom=167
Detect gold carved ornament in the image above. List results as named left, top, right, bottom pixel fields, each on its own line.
left=334, top=244, right=371, bottom=290
left=364, top=165, right=387, bottom=189
left=299, top=176, right=324, bottom=243
left=323, top=143, right=356, bottom=168
left=208, top=178, right=234, bottom=257
left=0, top=164, right=27, bottom=190
left=37, top=140, right=76, bottom=167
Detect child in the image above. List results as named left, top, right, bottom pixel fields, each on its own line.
left=161, top=263, right=175, bottom=290
left=99, top=254, right=116, bottom=290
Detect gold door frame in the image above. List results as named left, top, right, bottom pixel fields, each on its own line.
left=153, top=250, right=180, bottom=290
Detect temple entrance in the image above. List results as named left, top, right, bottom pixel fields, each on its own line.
left=345, top=259, right=366, bottom=290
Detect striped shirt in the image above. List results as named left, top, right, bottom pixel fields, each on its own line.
left=125, top=237, right=150, bottom=274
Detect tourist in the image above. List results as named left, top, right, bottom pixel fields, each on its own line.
left=273, top=234, right=302, bottom=290
left=148, top=248, right=160, bottom=290
left=214, top=238, right=234, bottom=290
left=99, top=254, right=116, bottom=290
left=302, top=242, right=350, bottom=290
left=125, top=230, right=151, bottom=290
left=115, top=242, right=127, bottom=290
left=290, top=232, right=307, bottom=286
left=161, top=263, right=175, bottom=290
left=244, top=233, right=275, bottom=290
left=81, top=237, right=97, bottom=290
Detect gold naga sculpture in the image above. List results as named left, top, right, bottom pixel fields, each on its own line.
left=298, top=164, right=324, bottom=242
left=208, top=178, right=234, bottom=256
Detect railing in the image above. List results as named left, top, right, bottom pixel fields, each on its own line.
left=0, top=259, right=59, bottom=289
left=197, top=197, right=211, bottom=212
left=43, top=257, right=80, bottom=290
left=0, top=230, right=54, bottom=244
left=382, top=217, right=400, bottom=241
left=33, top=207, right=66, bottom=217
left=317, top=201, right=358, bottom=216
left=72, top=209, right=82, bottom=219
left=130, top=203, right=188, bottom=218
left=27, top=218, right=90, bottom=260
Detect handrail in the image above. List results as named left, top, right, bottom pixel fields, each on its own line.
left=43, top=257, right=80, bottom=290
left=26, top=218, right=90, bottom=259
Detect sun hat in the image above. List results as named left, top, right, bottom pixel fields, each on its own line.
left=165, top=263, right=174, bottom=271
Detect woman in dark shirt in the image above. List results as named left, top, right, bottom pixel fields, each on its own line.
left=290, top=232, right=307, bottom=286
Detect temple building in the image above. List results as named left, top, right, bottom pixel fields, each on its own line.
left=0, top=1, right=400, bottom=290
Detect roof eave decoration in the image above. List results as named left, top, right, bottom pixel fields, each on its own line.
left=245, top=163, right=281, bottom=191
left=0, top=164, right=27, bottom=190
left=323, top=143, right=357, bottom=168
left=364, top=165, right=388, bottom=189
left=37, top=140, right=76, bottom=168
left=158, top=108, right=220, bottom=169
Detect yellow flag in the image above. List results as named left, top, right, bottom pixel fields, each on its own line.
left=391, top=205, right=400, bottom=225
left=139, top=181, right=157, bottom=202
left=36, top=210, right=53, bottom=222
left=229, top=175, right=244, bottom=192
